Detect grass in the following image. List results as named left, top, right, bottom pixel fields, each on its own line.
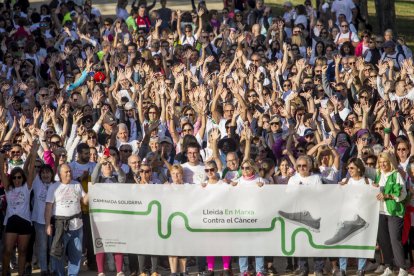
left=266, top=0, right=414, bottom=50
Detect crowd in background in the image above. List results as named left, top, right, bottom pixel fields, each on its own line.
left=0, top=0, right=413, bottom=275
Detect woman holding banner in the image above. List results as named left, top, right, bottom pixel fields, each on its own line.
left=201, top=160, right=231, bottom=276
left=137, top=162, right=160, bottom=276
left=232, top=159, right=266, bottom=276
left=167, top=164, right=188, bottom=276
left=338, top=157, right=371, bottom=275
left=91, top=156, right=126, bottom=276
left=375, top=152, right=408, bottom=276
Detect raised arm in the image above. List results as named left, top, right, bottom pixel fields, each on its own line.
left=0, top=153, right=9, bottom=190
left=195, top=9, right=204, bottom=39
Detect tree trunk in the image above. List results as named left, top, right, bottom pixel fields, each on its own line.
left=375, top=0, right=396, bottom=35
left=359, top=0, right=368, bottom=23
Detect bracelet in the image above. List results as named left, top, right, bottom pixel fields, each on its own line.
left=384, top=127, right=391, bottom=134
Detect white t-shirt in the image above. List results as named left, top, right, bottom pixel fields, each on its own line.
left=31, top=175, right=53, bottom=224
left=320, top=166, right=339, bottom=184
left=340, top=177, right=373, bottom=186
left=377, top=171, right=407, bottom=217
left=180, top=34, right=199, bottom=46
left=331, top=0, right=356, bottom=24
left=69, top=161, right=96, bottom=181
left=334, top=31, right=359, bottom=47
left=4, top=184, right=32, bottom=225
left=236, top=175, right=268, bottom=186
left=46, top=181, right=86, bottom=230
left=287, top=173, right=323, bottom=186
left=182, top=162, right=206, bottom=184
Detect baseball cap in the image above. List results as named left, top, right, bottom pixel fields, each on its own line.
left=103, top=113, right=116, bottom=126
left=383, top=40, right=396, bottom=48
left=304, top=128, right=314, bottom=137
left=270, top=115, right=281, bottom=124
left=124, top=101, right=135, bottom=110
left=160, top=136, right=173, bottom=145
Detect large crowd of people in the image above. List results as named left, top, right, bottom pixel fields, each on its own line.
left=0, top=0, right=413, bottom=275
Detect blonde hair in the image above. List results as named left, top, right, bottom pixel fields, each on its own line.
left=170, top=164, right=183, bottom=175
left=377, top=152, right=399, bottom=172
left=241, top=159, right=258, bottom=174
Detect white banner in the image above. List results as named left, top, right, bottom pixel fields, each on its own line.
left=89, top=184, right=380, bottom=257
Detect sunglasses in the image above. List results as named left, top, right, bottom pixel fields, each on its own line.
left=204, top=168, right=215, bottom=173
left=241, top=166, right=251, bottom=170
left=297, top=164, right=307, bottom=168
left=88, top=136, right=97, bottom=140
left=13, top=175, right=22, bottom=180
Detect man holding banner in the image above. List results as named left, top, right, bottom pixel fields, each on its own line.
left=45, top=164, right=89, bottom=276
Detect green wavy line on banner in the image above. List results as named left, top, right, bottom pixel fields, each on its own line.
left=90, top=200, right=375, bottom=255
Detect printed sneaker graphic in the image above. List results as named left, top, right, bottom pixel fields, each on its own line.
left=278, top=210, right=321, bottom=232
left=324, top=215, right=368, bottom=245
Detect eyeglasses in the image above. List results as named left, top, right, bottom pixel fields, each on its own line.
left=241, top=166, right=251, bottom=170
left=297, top=164, right=307, bottom=168
left=13, top=175, right=22, bottom=180
left=204, top=168, right=215, bottom=173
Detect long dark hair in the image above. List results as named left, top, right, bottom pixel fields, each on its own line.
left=9, top=167, right=27, bottom=189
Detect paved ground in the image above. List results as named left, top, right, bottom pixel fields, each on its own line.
left=9, top=251, right=402, bottom=276
left=29, top=0, right=224, bottom=16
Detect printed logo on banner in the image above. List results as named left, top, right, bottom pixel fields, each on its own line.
left=95, top=238, right=103, bottom=248
left=89, top=184, right=380, bottom=257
